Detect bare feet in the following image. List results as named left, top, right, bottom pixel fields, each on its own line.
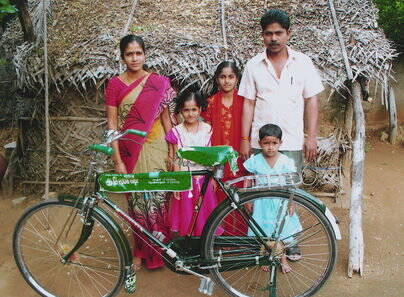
left=261, top=255, right=292, bottom=274
left=280, top=255, right=292, bottom=273
left=133, top=257, right=142, bottom=271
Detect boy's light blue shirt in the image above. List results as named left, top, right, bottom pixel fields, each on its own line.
left=243, top=152, right=296, bottom=176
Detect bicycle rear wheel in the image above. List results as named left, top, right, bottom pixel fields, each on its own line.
left=13, top=199, right=126, bottom=297
left=202, top=191, right=337, bottom=297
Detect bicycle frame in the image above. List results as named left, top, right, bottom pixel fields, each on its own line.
left=13, top=128, right=341, bottom=297
left=62, top=166, right=291, bottom=273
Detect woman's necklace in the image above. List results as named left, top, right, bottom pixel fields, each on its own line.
left=122, top=70, right=148, bottom=84
left=221, top=91, right=234, bottom=108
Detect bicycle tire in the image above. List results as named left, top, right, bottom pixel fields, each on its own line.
left=13, top=199, right=126, bottom=297
left=202, top=191, right=337, bottom=297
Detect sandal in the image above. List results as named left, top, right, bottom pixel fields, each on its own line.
left=285, top=245, right=302, bottom=262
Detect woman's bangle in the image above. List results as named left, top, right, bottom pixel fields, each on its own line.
left=241, top=136, right=250, bottom=141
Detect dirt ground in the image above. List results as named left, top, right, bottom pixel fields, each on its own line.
left=0, top=136, right=403, bottom=297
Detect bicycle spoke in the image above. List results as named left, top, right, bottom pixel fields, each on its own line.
left=204, top=194, right=336, bottom=297
left=13, top=202, right=124, bottom=297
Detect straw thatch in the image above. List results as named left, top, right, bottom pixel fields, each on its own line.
left=0, top=0, right=397, bottom=193
left=1, top=0, right=397, bottom=93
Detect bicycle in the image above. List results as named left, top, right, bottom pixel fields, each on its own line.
left=12, top=129, right=341, bottom=297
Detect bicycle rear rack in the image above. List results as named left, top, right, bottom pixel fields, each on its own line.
left=225, top=172, right=302, bottom=192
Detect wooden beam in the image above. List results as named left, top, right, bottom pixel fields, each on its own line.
left=22, top=181, right=86, bottom=186
left=388, top=86, right=398, bottom=144
left=348, top=81, right=365, bottom=277
left=50, top=116, right=105, bottom=122
left=340, top=98, right=353, bottom=209
left=311, top=192, right=337, bottom=198
left=328, top=0, right=353, bottom=80
left=43, top=0, right=50, bottom=203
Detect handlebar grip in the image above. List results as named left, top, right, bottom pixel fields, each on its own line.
left=88, top=144, right=113, bottom=156
left=126, top=129, right=147, bottom=137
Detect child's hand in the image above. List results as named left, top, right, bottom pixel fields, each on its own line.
left=211, top=179, right=218, bottom=192
left=244, top=202, right=253, bottom=213
left=173, top=192, right=181, bottom=200
left=288, top=202, right=295, bottom=216
left=114, top=161, right=127, bottom=174
left=244, top=178, right=253, bottom=188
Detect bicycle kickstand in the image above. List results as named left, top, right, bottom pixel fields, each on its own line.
left=175, top=261, right=214, bottom=295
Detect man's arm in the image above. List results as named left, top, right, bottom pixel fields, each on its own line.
left=240, top=99, right=255, bottom=160
left=303, top=95, right=318, bottom=162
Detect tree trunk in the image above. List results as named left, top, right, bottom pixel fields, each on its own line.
left=12, top=0, right=35, bottom=42
left=348, top=81, right=365, bottom=277
left=387, top=86, right=397, bottom=145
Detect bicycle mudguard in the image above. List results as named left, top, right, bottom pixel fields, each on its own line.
left=242, top=189, right=342, bottom=241
left=57, top=194, right=133, bottom=266
left=288, top=189, right=341, bottom=240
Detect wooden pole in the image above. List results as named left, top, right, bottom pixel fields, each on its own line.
left=328, top=0, right=353, bottom=81
left=50, top=116, right=105, bottom=122
left=43, top=0, right=50, bottom=200
left=348, top=81, right=365, bottom=277
left=387, top=86, right=398, bottom=145
left=220, top=0, right=228, bottom=60
left=340, top=97, right=353, bottom=208
left=329, top=0, right=365, bottom=276
left=118, top=0, right=139, bottom=73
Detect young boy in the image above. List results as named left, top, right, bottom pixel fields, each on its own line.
left=243, top=124, right=302, bottom=273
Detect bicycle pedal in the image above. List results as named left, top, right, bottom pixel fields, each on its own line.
left=124, top=267, right=137, bottom=294
left=198, top=277, right=214, bottom=296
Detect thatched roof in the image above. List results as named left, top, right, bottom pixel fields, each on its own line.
left=1, top=0, right=398, bottom=94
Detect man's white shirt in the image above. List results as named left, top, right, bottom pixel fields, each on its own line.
left=238, top=47, right=324, bottom=150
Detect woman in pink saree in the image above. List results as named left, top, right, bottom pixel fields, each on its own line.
left=105, top=35, right=175, bottom=270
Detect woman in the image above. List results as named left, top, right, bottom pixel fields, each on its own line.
left=105, top=35, right=175, bottom=270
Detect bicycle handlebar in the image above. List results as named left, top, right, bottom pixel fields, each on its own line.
left=87, top=129, right=147, bottom=156
left=88, top=144, right=113, bottom=156
left=126, top=129, right=147, bottom=137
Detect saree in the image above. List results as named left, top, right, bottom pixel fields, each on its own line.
left=105, top=73, right=175, bottom=269
left=202, top=90, right=247, bottom=235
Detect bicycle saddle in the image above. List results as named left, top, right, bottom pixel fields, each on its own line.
left=177, top=146, right=238, bottom=171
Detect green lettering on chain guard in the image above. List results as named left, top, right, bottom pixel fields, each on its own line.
left=98, top=171, right=192, bottom=193
left=177, top=146, right=239, bottom=173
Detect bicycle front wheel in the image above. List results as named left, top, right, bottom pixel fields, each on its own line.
left=13, top=199, right=126, bottom=297
left=202, top=191, right=337, bottom=297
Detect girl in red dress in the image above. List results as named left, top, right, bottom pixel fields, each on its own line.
left=201, top=61, right=247, bottom=235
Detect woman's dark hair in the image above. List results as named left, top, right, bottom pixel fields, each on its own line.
left=120, top=35, right=145, bottom=59
left=174, top=86, right=207, bottom=114
left=260, top=9, right=290, bottom=31
left=210, top=61, right=240, bottom=95
left=259, top=124, right=283, bottom=141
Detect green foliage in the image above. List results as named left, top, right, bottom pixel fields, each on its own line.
left=374, top=0, right=404, bottom=52
left=0, top=0, right=17, bottom=21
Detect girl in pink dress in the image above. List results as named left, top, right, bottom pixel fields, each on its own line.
left=165, top=90, right=219, bottom=236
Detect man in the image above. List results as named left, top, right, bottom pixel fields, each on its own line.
left=239, top=9, right=324, bottom=172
